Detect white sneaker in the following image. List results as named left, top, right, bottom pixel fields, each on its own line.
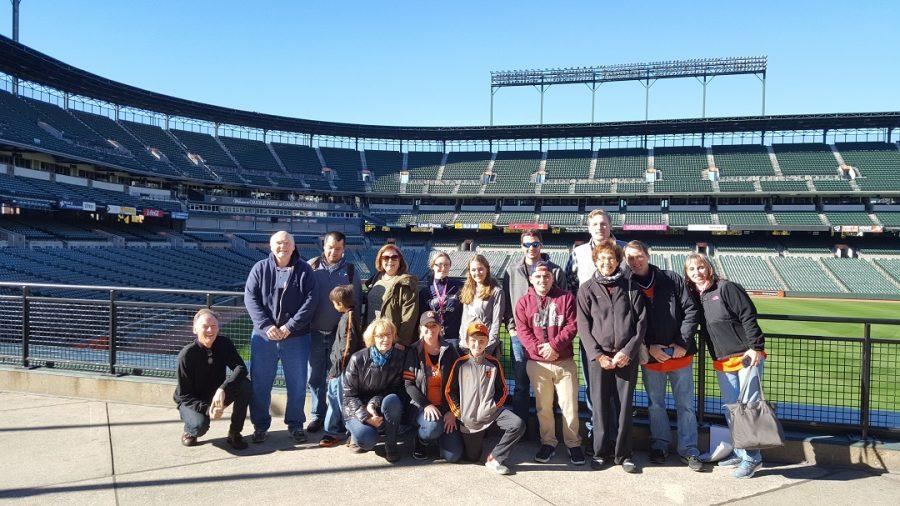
left=485, top=457, right=510, bottom=475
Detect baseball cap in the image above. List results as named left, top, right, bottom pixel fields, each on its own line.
left=419, top=311, right=440, bottom=327
left=530, top=261, right=552, bottom=275
left=466, top=321, right=489, bottom=337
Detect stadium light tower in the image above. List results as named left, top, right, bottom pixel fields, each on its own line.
left=10, top=0, right=20, bottom=95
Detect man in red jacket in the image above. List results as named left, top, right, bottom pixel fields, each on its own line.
left=514, top=261, right=584, bottom=466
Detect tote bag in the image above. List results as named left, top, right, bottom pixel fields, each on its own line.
left=724, top=370, right=785, bottom=450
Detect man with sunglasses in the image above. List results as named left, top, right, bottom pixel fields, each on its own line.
left=174, top=308, right=251, bottom=449
left=502, top=231, right=564, bottom=431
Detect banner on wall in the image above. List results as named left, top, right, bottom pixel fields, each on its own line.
left=142, top=209, right=165, bottom=218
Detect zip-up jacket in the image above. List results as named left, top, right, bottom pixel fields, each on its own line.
left=627, top=265, right=700, bottom=362
left=308, top=255, right=362, bottom=333
left=514, top=285, right=577, bottom=362
left=365, top=273, right=420, bottom=346
left=173, top=336, right=247, bottom=414
left=244, top=250, right=319, bottom=337
left=502, top=253, right=565, bottom=333
left=576, top=274, right=647, bottom=361
left=418, top=277, right=464, bottom=342
left=403, top=339, right=460, bottom=413
left=458, top=285, right=505, bottom=352
left=696, top=279, right=765, bottom=360
left=445, top=354, right=508, bottom=433
left=327, top=310, right=363, bottom=379
left=342, top=346, right=406, bottom=423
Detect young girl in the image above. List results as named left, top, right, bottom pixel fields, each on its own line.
left=458, top=254, right=505, bottom=357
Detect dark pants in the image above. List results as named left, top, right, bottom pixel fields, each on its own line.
left=416, top=409, right=464, bottom=462
left=179, top=377, right=252, bottom=437
left=510, top=335, right=531, bottom=422
left=460, top=409, right=524, bottom=464
left=345, top=393, right=404, bottom=451
left=589, top=360, right=637, bottom=463
left=308, top=329, right=337, bottom=421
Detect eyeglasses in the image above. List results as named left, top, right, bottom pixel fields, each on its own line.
left=382, top=254, right=400, bottom=261
left=433, top=262, right=451, bottom=268
left=522, top=241, right=542, bottom=248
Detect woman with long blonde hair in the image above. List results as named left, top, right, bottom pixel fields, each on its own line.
left=458, top=254, right=505, bottom=357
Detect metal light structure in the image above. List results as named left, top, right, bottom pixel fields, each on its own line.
left=10, top=0, right=20, bottom=95
left=490, top=56, right=768, bottom=125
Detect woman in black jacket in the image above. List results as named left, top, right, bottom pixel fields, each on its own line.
left=684, top=253, right=766, bottom=479
left=418, top=252, right=464, bottom=344
left=342, top=317, right=406, bottom=462
left=576, top=239, right=647, bottom=473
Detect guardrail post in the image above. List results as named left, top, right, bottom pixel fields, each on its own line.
left=206, top=293, right=213, bottom=309
left=21, top=285, right=30, bottom=368
left=109, top=289, right=117, bottom=376
left=697, top=335, right=706, bottom=424
left=860, top=323, right=872, bottom=440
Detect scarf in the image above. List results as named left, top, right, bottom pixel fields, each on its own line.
left=369, top=346, right=393, bottom=367
left=594, top=269, right=623, bottom=286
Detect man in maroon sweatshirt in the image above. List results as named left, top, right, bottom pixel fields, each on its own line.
left=514, top=261, right=584, bottom=466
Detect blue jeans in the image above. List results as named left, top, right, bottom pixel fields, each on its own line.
left=416, top=409, right=464, bottom=462
left=308, top=329, right=337, bottom=422
left=510, top=335, right=531, bottom=422
left=345, top=393, right=404, bottom=451
left=642, top=364, right=699, bottom=457
left=717, top=358, right=765, bottom=464
left=249, top=332, right=311, bottom=432
left=324, top=375, right=346, bottom=436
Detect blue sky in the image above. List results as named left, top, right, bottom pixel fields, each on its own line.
left=2, top=0, right=898, bottom=127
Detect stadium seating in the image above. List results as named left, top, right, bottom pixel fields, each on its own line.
left=717, top=211, right=770, bottom=226
left=821, top=258, right=900, bottom=295
left=623, top=212, right=664, bottom=225
left=485, top=180, right=536, bottom=194
left=813, top=179, right=854, bottom=192
left=654, top=179, right=713, bottom=194
left=825, top=212, right=874, bottom=226
left=406, top=152, right=443, bottom=180
left=120, top=120, right=217, bottom=180
left=718, top=256, right=783, bottom=291
left=654, top=146, right=708, bottom=180
left=874, top=259, right=900, bottom=284
left=759, top=180, right=810, bottom=192
left=371, top=175, right=401, bottom=193
left=877, top=213, right=900, bottom=227
left=773, top=144, right=838, bottom=176
left=454, top=212, right=496, bottom=225
left=617, top=181, right=649, bottom=193
left=403, top=182, right=426, bottom=194
left=496, top=212, right=536, bottom=225
left=772, top=212, right=824, bottom=226
left=574, top=182, right=611, bottom=194
left=455, top=183, right=483, bottom=195
left=669, top=212, right=712, bottom=226
left=717, top=180, right=756, bottom=192
left=170, top=129, right=236, bottom=168
left=540, top=181, right=572, bottom=194
left=545, top=150, right=591, bottom=179
left=442, top=152, right=490, bottom=180
left=836, top=142, right=900, bottom=181
left=219, top=136, right=280, bottom=172
left=270, top=143, right=323, bottom=177
left=771, top=257, right=843, bottom=293
left=492, top=151, right=541, bottom=180
left=319, top=147, right=365, bottom=191
left=595, top=148, right=647, bottom=179
left=364, top=150, right=403, bottom=178
left=72, top=111, right=184, bottom=178
left=540, top=213, right=582, bottom=226
left=711, top=145, right=775, bottom=176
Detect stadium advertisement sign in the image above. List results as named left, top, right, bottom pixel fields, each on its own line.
left=417, top=223, right=445, bottom=230
left=623, top=224, right=668, bottom=231
left=107, top=205, right=137, bottom=216
left=506, top=223, right=549, bottom=231
left=142, top=209, right=165, bottom=218
left=6, top=197, right=53, bottom=210
left=58, top=200, right=97, bottom=212
left=687, top=224, right=728, bottom=232
left=171, top=211, right=189, bottom=220
left=454, top=223, right=479, bottom=230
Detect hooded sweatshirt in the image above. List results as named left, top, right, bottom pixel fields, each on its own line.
left=513, top=285, right=577, bottom=362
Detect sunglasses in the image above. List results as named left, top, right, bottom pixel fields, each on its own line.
left=382, top=254, right=400, bottom=261
left=522, top=241, right=542, bottom=248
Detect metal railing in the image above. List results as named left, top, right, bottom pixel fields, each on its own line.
left=1, top=282, right=898, bottom=439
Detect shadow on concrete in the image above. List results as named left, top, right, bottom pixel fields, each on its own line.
left=0, top=419, right=179, bottom=432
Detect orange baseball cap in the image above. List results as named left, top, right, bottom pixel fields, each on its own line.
left=466, top=321, right=489, bottom=337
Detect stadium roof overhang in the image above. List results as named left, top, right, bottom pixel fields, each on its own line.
left=2, top=35, right=900, bottom=141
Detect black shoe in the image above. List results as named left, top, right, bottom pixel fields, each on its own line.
left=681, top=455, right=704, bottom=472
left=251, top=430, right=267, bottom=444
left=385, top=443, right=401, bottom=463
left=291, top=428, right=308, bottom=443
left=621, top=458, right=638, bottom=473
left=181, top=433, right=197, bottom=447
left=305, top=419, right=323, bottom=434
left=413, top=436, right=430, bottom=460
left=534, top=444, right=556, bottom=463
left=589, top=457, right=607, bottom=470
left=568, top=446, right=586, bottom=466
left=227, top=431, right=248, bottom=450
left=649, top=449, right=667, bottom=464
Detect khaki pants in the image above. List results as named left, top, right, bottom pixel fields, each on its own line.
left=526, top=357, right=581, bottom=448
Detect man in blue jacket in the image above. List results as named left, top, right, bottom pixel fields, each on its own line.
left=244, top=231, right=319, bottom=444
left=304, top=231, right=362, bottom=434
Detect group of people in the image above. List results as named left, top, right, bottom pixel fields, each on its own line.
left=174, top=210, right=769, bottom=479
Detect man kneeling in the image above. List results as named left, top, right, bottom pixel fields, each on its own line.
left=174, top=308, right=252, bottom=449
left=446, top=322, right=525, bottom=475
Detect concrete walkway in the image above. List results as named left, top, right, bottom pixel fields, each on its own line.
left=0, top=391, right=897, bottom=505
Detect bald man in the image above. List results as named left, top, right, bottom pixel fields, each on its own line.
left=244, top=231, right=319, bottom=444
